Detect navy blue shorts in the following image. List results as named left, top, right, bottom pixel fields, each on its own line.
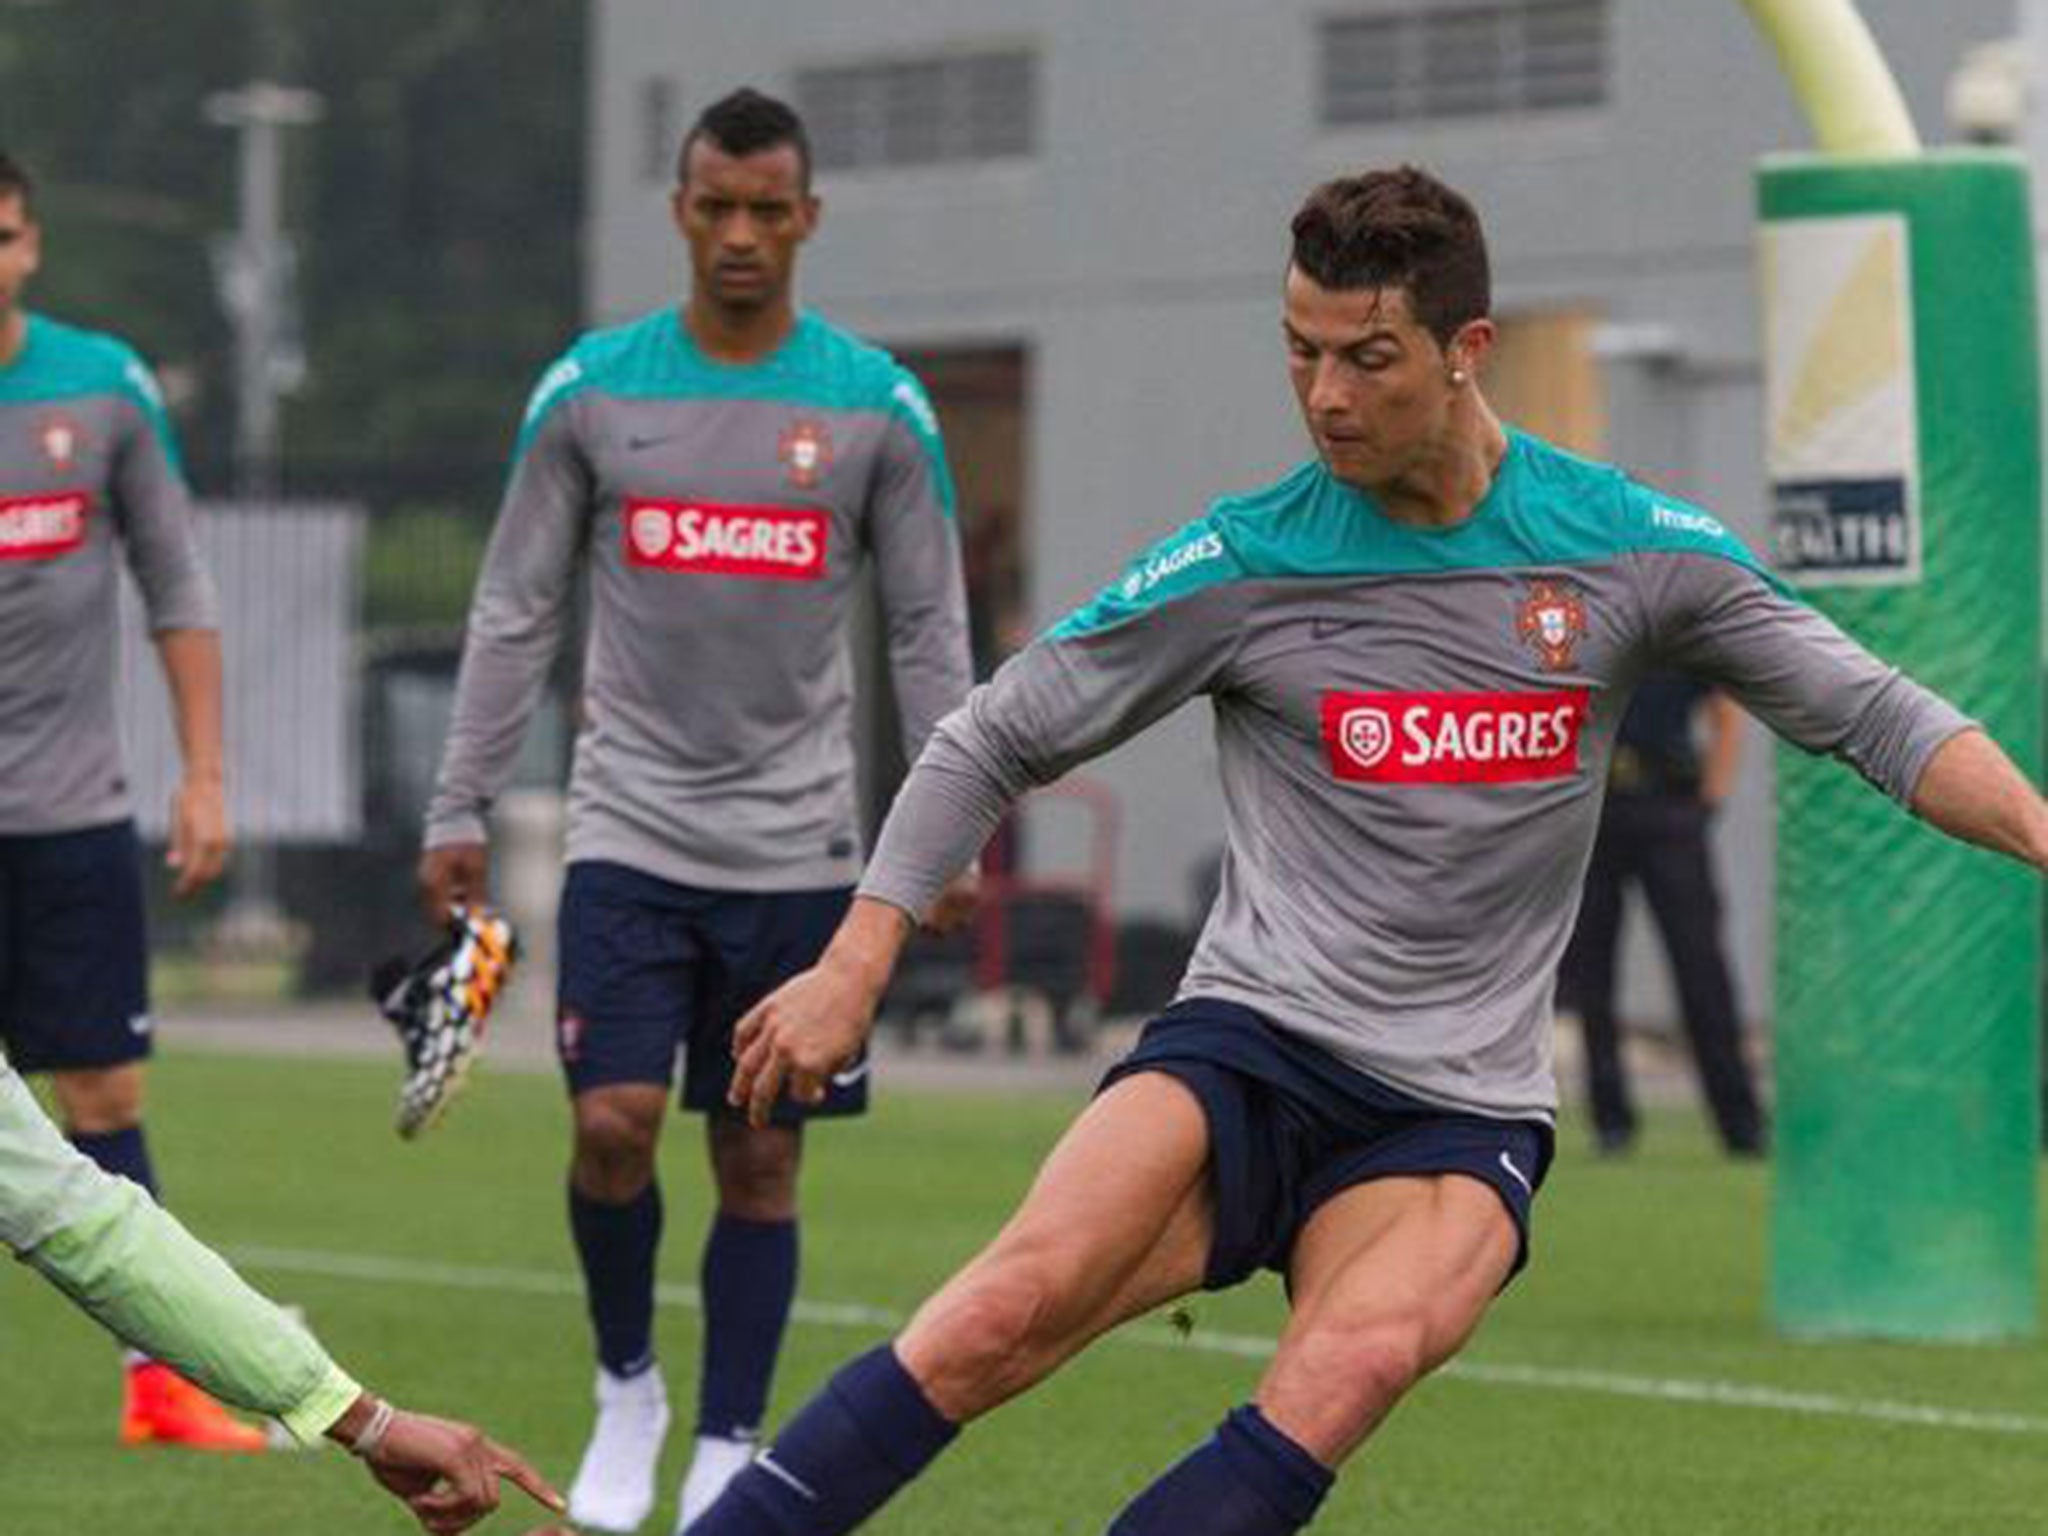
left=556, top=860, right=862, bottom=1122
left=0, top=820, right=152, bottom=1073
left=1100, top=998, right=1553, bottom=1291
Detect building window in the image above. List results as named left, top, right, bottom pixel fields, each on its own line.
left=1320, top=1, right=1608, bottom=128
left=640, top=77, right=678, bottom=182
left=796, top=49, right=1038, bottom=171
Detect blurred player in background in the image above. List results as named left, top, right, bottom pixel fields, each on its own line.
left=1559, top=674, right=1767, bottom=1156
left=0, top=150, right=255, bottom=1450
left=690, top=166, right=2048, bottom=1535
left=0, top=1048, right=565, bottom=1530
left=420, top=89, right=972, bottom=1533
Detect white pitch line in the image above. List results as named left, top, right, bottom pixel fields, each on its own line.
left=225, top=1243, right=2048, bottom=1438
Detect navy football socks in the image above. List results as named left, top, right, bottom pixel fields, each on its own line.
left=569, top=1178, right=664, bottom=1377
left=70, top=1125, right=158, bottom=1197
left=1106, top=1404, right=1333, bottom=1534
left=687, top=1344, right=958, bottom=1534
left=698, top=1212, right=799, bottom=1437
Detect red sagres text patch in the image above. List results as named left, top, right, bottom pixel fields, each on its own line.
left=1323, top=690, right=1590, bottom=785
left=0, top=491, right=88, bottom=560
left=623, top=499, right=828, bottom=581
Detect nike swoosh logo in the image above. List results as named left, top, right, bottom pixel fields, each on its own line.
left=624, top=432, right=681, bottom=451
left=1498, top=1150, right=1532, bottom=1194
left=756, top=1452, right=818, bottom=1501
left=1310, top=616, right=1369, bottom=640
left=830, top=1061, right=871, bottom=1089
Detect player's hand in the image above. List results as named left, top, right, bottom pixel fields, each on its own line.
left=166, top=772, right=230, bottom=898
left=418, top=842, right=490, bottom=923
left=355, top=1407, right=564, bottom=1535
left=923, top=868, right=980, bottom=936
left=730, top=954, right=884, bottom=1128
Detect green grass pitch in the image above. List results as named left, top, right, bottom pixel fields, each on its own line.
left=2, top=1049, right=2044, bottom=1533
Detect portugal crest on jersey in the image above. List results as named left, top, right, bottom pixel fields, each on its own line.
left=777, top=418, right=832, bottom=489
left=1516, top=578, right=1588, bottom=673
left=36, top=412, right=81, bottom=471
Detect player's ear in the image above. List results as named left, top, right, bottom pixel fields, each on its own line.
left=1446, top=317, right=1495, bottom=383
left=669, top=185, right=691, bottom=240
left=798, top=191, right=822, bottom=241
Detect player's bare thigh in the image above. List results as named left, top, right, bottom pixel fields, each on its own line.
left=897, top=1070, right=1215, bottom=1421
left=1259, top=1172, right=1517, bottom=1465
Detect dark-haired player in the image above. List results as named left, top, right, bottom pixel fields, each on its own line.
left=420, top=89, right=972, bottom=1532
left=691, top=165, right=2048, bottom=1535
left=0, top=150, right=254, bottom=1450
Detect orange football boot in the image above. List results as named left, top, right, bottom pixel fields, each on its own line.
left=120, top=1360, right=269, bottom=1452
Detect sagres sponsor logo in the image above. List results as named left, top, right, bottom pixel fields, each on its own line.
left=1119, top=531, right=1225, bottom=600
left=624, top=498, right=829, bottom=581
left=0, top=490, right=88, bottom=560
left=1322, top=689, right=1590, bottom=785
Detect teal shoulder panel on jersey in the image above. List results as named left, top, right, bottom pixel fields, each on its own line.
left=509, top=310, right=664, bottom=460
left=0, top=315, right=185, bottom=472
left=1220, top=431, right=1789, bottom=589
left=795, top=315, right=958, bottom=521
left=1046, top=431, right=1789, bottom=641
left=510, top=309, right=952, bottom=495
left=1042, top=480, right=1283, bottom=641
left=1609, top=476, right=1792, bottom=597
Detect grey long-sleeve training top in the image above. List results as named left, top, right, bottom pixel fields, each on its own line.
left=861, top=430, right=1970, bottom=1122
left=427, top=308, right=972, bottom=891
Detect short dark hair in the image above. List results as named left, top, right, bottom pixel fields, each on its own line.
left=1290, top=166, right=1489, bottom=347
left=0, top=151, right=35, bottom=214
left=678, top=88, right=812, bottom=189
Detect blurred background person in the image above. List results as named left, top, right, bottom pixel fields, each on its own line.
left=1558, top=674, right=1767, bottom=1157
left=0, top=148, right=253, bottom=1447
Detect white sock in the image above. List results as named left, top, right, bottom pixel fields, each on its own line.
left=569, top=1365, right=672, bottom=1533
left=675, top=1432, right=759, bottom=1532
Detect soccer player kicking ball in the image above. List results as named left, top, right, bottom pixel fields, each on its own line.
left=420, top=89, right=972, bottom=1534
left=0, top=1051, right=565, bottom=1530
left=0, top=150, right=258, bottom=1450
left=691, top=166, right=2048, bottom=1535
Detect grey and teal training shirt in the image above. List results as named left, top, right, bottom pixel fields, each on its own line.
left=425, top=308, right=972, bottom=891
left=861, top=429, right=1971, bottom=1122
left=0, top=314, right=218, bottom=834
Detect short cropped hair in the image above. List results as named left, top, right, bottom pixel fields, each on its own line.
left=0, top=151, right=35, bottom=215
left=678, top=88, right=812, bottom=190
left=1290, top=166, right=1490, bottom=347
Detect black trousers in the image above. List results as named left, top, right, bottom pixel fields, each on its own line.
left=1558, top=795, right=1765, bottom=1153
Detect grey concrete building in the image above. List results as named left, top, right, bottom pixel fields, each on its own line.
left=586, top=0, right=2017, bottom=1027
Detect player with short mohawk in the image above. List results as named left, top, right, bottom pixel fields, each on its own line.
left=421, top=87, right=973, bottom=1534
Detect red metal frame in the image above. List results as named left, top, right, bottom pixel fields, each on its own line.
left=971, top=776, right=1119, bottom=1009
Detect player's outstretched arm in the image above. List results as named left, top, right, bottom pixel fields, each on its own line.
left=1908, top=727, right=2048, bottom=871
left=328, top=1393, right=564, bottom=1535
left=730, top=895, right=914, bottom=1126
left=1, top=1058, right=563, bottom=1526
